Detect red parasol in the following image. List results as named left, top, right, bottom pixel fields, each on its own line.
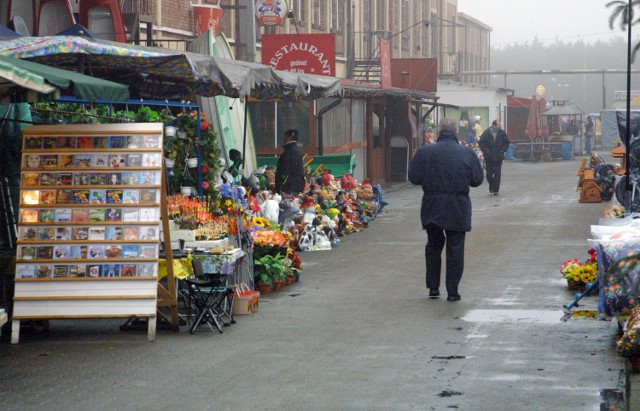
left=538, top=98, right=548, bottom=138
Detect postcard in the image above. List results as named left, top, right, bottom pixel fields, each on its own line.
left=18, top=227, right=37, bottom=241
left=39, top=172, right=56, bottom=186
left=88, top=226, right=106, bottom=241
left=54, top=208, right=72, bottom=222
left=122, top=244, right=140, bottom=259
left=37, top=190, right=57, bottom=205
left=105, top=208, right=122, bottom=222
left=126, top=135, right=142, bottom=149
left=20, top=190, right=39, bottom=205
left=56, top=189, right=74, bottom=204
left=41, top=154, right=58, bottom=167
left=122, top=208, right=140, bottom=222
left=107, top=173, right=121, bottom=186
left=71, top=226, right=89, bottom=241
left=121, top=263, right=137, bottom=277
left=24, top=153, right=42, bottom=168
left=42, top=137, right=58, bottom=149
left=93, top=154, right=109, bottom=168
left=36, top=246, right=53, bottom=259
left=19, top=246, right=36, bottom=260
left=59, top=154, right=75, bottom=168
left=88, top=208, right=106, bottom=223
left=139, top=171, right=158, bottom=185
left=74, top=154, right=92, bottom=167
left=72, top=208, right=89, bottom=222
left=105, top=226, right=123, bottom=241
left=105, top=245, right=122, bottom=259
left=102, top=264, right=121, bottom=277
left=73, top=172, right=90, bottom=185
left=123, top=189, right=139, bottom=204
left=38, top=209, right=55, bottom=223
left=93, top=136, right=109, bottom=149
left=86, top=264, right=101, bottom=278
left=139, top=208, right=159, bottom=222
left=16, top=264, right=36, bottom=278
left=123, top=226, right=139, bottom=241
left=69, top=264, right=87, bottom=277
left=142, top=135, right=160, bottom=148
left=142, top=153, right=160, bottom=167
left=71, top=245, right=88, bottom=259
left=137, top=263, right=156, bottom=277
left=108, top=154, right=126, bottom=168
left=139, top=189, right=157, bottom=203
left=20, top=209, right=38, bottom=223
left=140, top=245, right=157, bottom=258
left=126, top=154, right=142, bottom=167
left=38, top=265, right=53, bottom=278
left=58, top=137, right=75, bottom=148
left=73, top=189, right=91, bottom=204
left=106, top=189, right=123, bottom=204
left=24, top=137, right=41, bottom=149
left=55, top=227, right=71, bottom=241
left=88, top=245, right=105, bottom=259
left=140, top=227, right=157, bottom=240
left=76, top=136, right=93, bottom=149
left=90, top=189, right=106, bottom=204
left=120, top=173, right=136, bottom=187
left=21, top=172, right=39, bottom=187
left=53, top=245, right=71, bottom=259
left=53, top=265, right=69, bottom=278
left=37, top=227, right=55, bottom=241
left=56, top=173, right=73, bottom=186
left=89, top=173, right=106, bottom=185
left=109, top=136, right=126, bottom=149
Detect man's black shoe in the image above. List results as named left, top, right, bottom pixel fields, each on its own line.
left=447, top=295, right=461, bottom=301
left=429, top=288, right=440, bottom=298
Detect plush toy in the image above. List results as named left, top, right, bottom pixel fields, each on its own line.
left=260, top=193, right=281, bottom=227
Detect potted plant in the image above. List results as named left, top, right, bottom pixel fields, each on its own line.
left=254, top=253, right=288, bottom=292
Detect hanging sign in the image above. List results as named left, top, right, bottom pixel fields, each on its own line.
left=262, top=33, right=335, bottom=76
left=193, top=4, right=223, bottom=37
left=255, top=0, right=287, bottom=26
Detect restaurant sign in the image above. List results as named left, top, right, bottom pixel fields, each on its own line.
left=255, top=0, right=287, bottom=26
left=262, top=33, right=336, bottom=76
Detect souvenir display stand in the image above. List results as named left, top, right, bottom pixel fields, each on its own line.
left=11, top=123, right=164, bottom=343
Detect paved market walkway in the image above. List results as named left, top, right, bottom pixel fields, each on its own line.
left=0, top=154, right=629, bottom=410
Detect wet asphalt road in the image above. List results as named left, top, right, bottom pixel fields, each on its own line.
left=0, top=155, right=626, bottom=410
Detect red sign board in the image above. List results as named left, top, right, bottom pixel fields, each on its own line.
left=193, top=4, right=223, bottom=38
left=262, top=34, right=336, bottom=76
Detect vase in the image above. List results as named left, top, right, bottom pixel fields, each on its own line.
left=294, top=272, right=300, bottom=282
left=630, top=357, right=640, bottom=372
left=187, top=158, right=198, bottom=168
left=165, top=158, right=175, bottom=168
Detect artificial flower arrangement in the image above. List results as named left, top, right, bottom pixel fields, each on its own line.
left=560, top=248, right=599, bottom=288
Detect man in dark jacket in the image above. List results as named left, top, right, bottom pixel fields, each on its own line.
left=408, top=118, right=484, bottom=301
left=275, top=129, right=305, bottom=195
left=478, top=119, right=510, bottom=195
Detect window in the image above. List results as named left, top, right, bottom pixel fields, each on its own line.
left=330, top=0, right=342, bottom=33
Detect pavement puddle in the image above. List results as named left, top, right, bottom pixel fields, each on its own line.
left=462, top=309, right=566, bottom=324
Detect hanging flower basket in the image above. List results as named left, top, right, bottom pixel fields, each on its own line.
left=187, top=158, right=198, bottom=168
left=177, top=130, right=188, bottom=140
left=164, top=126, right=177, bottom=137
left=165, top=158, right=175, bottom=168
left=180, top=186, right=194, bottom=196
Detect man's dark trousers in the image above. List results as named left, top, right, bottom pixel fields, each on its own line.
left=425, top=223, right=465, bottom=296
left=485, top=159, right=503, bottom=193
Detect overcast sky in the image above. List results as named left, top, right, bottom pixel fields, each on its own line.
left=457, top=0, right=630, bottom=47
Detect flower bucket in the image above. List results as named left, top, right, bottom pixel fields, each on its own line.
left=164, top=126, right=177, bottom=137
left=165, top=158, right=175, bottom=168
left=187, top=158, right=198, bottom=168
left=232, top=283, right=258, bottom=315
left=180, top=186, right=193, bottom=196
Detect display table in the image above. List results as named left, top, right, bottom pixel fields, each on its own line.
left=158, top=249, right=245, bottom=280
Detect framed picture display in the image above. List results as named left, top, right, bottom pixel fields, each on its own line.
left=12, top=123, right=164, bottom=344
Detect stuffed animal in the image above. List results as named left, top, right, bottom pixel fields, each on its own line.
left=260, top=193, right=282, bottom=227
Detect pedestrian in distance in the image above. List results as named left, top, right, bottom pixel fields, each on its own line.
left=585, top=116, right=594, bottom=154
left=479, top=119, right=510, bottom=196
left=408, top=117, right=484, bottom=301
left=275, top=129, right=305, bottom=196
